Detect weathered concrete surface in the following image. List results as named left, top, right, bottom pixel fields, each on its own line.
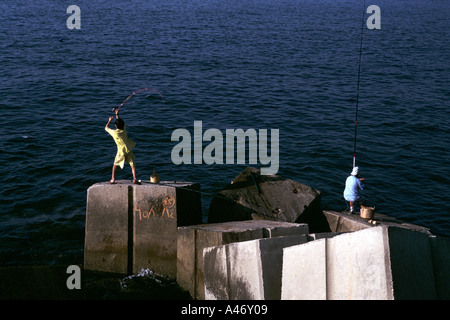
left=429, top=235, right=450, bottom=299
left=84, top=180, right=202, bottom=278
left=204, top=235, right=308, bottom=300
left=306, top=232, right=344, bottom=241
left=132, top=182, right=202, bottom=277
left=208, top=167, right=327, bottom=232
left=281, top=226, right=449, bottom=300
left=84, top=182, right=130, bottom=274
left=282, top=239, right=327, bottom=300
left=323, top=210, right=433, bottom=235
left=177, top=220, right=308, bottom=300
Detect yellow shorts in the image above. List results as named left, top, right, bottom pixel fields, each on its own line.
left=114, top=151, right=135, bottom=168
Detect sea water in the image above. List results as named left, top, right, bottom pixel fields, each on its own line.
left=0, top=0, right=449, bottom=267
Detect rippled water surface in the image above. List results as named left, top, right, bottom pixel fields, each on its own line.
left=1, top=0, right=449, bottom=266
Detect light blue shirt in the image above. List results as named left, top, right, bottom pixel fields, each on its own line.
left=343, top=175, right=365, bottom=202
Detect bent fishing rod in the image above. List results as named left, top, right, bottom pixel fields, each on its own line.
left=112, top=87, right=166, bottom=116
left=353, top=0, right=366, bottom=168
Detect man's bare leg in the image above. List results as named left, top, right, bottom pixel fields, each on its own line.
left=110, top=165, right=118, bottom=183
left=131, top=165, right=139, bottom=184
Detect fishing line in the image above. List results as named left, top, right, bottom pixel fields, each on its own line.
left=353, top=0, right=366, bottom=168
left=112, top=88, right=166, bottom=116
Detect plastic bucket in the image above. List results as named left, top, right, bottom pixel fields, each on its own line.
left=360, top=206, right=375, bottom=219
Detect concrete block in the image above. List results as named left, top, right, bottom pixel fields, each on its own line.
left=259, top=235, right=309, bottom=299
left=177, top=220, right=308, bottom=300
left=203, top=244, right=229, bottom=300
left=84, top=181, right=201, bottom=277
left=236, top=220, right=309, bottom=238
left=133, top=182, right=201, bottom=277
left=323, top=210, right=432, bottom=235
left=306, top=232, right=343, bottom=241
left=385, top=227, right=436, bottom=299
left=84, top=183, right=130, bottom=274
left=326, top=226, right=395, bottom=300
left=430, top=235, right=450, bottom=299
left=177, top=221, right=262, bottom=300
left=219, top=239, right=264, bottom=300
left=323, top=210, right=371, bottom=233
left=282, top=239, right=327, bottom=300
left=281, top=226, right=440, bottom=300
left=204, top=235, right=308, bottom=300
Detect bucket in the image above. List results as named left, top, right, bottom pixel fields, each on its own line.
left=150, top=169, right=160, bottom=184
left=360, top=206, right=375, bottom=219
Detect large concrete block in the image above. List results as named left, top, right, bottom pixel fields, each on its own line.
left=323, top=210, right=432, bottom=235
left=281, top=226, right=441, bottom=300
left=204, top=235, right=308, bottom=300
left=323, top=210, right=370, bottom=233
left=282, top=233, right=344, bottom=299
left=84, top=181, right=201, bottom=277
left=177, top=220, right=308, bottom=300
left=208, top=167, right=326, bottom=232
left=133, top=182, right=201, bottom=277
left=84, top=183, right=131, bottom=274
left=430, top=236, right=450, bottom=299
left=282, top=239, right=327, bottom=300
left=326, top=226, right=396, bottom=300
left=177, top=221, right=262, bottom=300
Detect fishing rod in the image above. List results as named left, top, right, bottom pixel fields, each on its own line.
left=112, top=87, right=166, bottom=116
left=353, top=0, right=366, bottom=168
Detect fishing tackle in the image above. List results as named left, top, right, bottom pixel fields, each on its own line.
left=353, top=0, right=366, bottom=168
left=112, top=87, right=166, bottom=116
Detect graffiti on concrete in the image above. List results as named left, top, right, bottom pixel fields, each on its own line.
left=135, top=195, right=176, bottom=220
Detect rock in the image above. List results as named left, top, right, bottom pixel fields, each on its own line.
left=208, top=167, right=326, bottom=232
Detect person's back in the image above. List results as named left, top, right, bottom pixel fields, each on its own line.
left=105, top=123, right=136, bottom=157
left=344, top=175, right=364, bottom=201
left=343, top=166, right=365, bottom=213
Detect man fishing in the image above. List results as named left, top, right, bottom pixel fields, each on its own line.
left=343, top=166, right=365, bottom=213
left=105, top=110, right=140, bottom=184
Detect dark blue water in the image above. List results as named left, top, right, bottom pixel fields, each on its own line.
left=1, top=0, right=449, bottom=267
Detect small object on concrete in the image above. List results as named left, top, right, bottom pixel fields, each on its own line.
left=360, top=206, right=375, bottom=219
left=150, top=169, right=160, bottom=183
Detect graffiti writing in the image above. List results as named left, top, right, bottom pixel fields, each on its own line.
left=135, top=196, right=176, bottom=220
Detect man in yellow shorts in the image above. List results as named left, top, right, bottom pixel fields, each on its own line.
left=105, top=111, right=140, bottom=184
